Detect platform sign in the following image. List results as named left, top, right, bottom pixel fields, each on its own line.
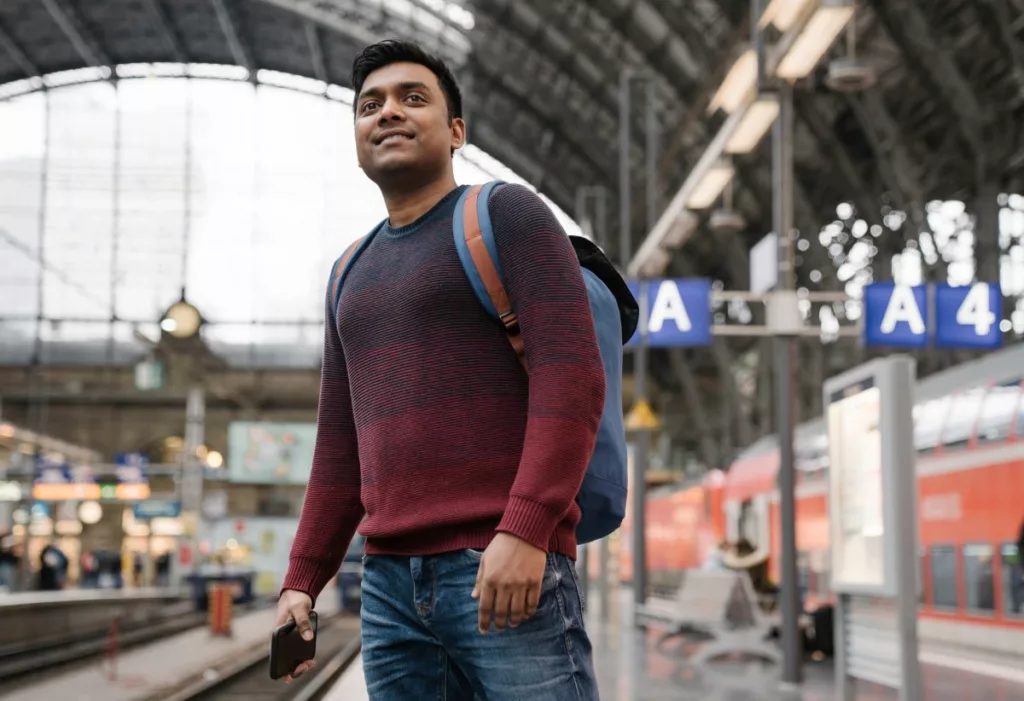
left=824, top=356, right=920, bottom=701
left=862, top=283, right=927, bottom=348
left=863, top=282, right=1002, bottom=350
left=32, top=459, right=100, bottom=501
left=626, top=278, right=713, bottom=347
left=934, top=283, right=1002, bottom=349
left=133, top=500, right=181, bottom=520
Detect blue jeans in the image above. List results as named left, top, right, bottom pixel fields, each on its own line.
left=361, top=550, right=599, bottom=700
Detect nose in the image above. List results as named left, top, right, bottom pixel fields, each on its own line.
left=378, top=96, right=406, bottom=124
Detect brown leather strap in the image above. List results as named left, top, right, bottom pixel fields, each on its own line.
left=463, top=185, right=527, bottom=369
left=330, top=236, right=365, bottom=315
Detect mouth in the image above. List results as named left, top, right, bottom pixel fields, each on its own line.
left=374, top=130, right=415, bottom=145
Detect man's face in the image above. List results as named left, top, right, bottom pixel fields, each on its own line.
left=354, top=61, right=465, bottom=181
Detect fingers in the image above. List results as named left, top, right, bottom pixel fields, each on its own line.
left=508, top=587, right=526, bottom=628
left=492, top=585, right=513, bottom=632
left=283, top=660, right=317, bottom=684
left=477, top=582, right=496, bottom=634
left=291, top=606, right=314, bottom=641
left=525, top=581, right=541, bottom=619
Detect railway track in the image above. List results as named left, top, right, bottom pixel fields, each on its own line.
left=159, top=616, right=361, bottom=701
left=0, top=605, right=208, bottom=684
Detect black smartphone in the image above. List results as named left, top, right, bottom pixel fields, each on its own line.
left=269, top=610, right=318, bottom=680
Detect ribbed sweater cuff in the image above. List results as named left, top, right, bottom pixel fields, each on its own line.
left=496, top=496, right=562, bottom=552
left=281, top=557, right=331, bottom=605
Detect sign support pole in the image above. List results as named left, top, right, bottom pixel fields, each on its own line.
left=772, top=79, right=803, bottom=685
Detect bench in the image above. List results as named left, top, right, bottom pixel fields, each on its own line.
left=637, top=569, right=782, bottom=667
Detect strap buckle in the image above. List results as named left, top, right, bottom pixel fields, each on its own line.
left=499, top=310, right=521, bottom=334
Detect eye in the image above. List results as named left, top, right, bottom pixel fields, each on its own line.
left=360, top=100, right=379, bottom=114
left=406, top=94, right=425, bottom=103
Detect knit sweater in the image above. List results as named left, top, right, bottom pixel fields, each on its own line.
left=281, top=184, right=606, bottom=602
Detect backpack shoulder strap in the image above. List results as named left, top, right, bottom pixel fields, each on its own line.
left=453, top=182, right=526, bottom=368
left=329, top=221, right=385, bottom=319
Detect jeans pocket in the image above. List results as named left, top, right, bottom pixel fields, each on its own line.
left=464, top=548, right=484, bottom=560
left=566, top=557, right=586, bottom=613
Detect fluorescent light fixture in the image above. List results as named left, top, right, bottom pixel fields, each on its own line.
left=776, top=0, right=855, bottom=80
left=662, top=212, right=700, bottom=249
left=641, top=247, right=672, bottom=278
left=708, top=49, right=757, bottom=114
left=686, top=161, right=735, bottom=210
left=725, top=96, right=780, bottom=154
left=760, top=0, right=814, bottom=31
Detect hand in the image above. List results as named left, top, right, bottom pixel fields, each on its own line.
left=274, top=589, right=317, bottom=683
left=471, top=532, right=546, bottom=634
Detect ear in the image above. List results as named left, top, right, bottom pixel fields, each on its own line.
left=450, top=117, right=467, bottom=151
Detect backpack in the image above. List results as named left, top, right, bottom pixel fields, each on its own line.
left=329, top=181, right=640, bottom=545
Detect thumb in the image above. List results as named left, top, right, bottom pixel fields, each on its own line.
left=292, top=606, right=314, bottom=641
left=471, top=560, right=483, bottom=599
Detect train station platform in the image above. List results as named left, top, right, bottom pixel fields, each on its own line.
left=1, top=591, right=340, bottom=701
left=324, top=589, right=1024, bottom=701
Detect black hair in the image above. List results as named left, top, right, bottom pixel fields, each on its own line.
left=351, top=40, right=463, bottom=123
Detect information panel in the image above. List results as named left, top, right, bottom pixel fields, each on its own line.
left=227, top=422, right=316, bottom=485
left=825, top=356, right=921, bottom=701
left=823, top=356, right=916, bottom=597
left=826, top=379, right=885, bottom=590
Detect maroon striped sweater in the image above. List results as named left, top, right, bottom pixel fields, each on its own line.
left=282, top=184, right=606, bottom=602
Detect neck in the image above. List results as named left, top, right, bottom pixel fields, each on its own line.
left=381, top=173, right=458, bottom=228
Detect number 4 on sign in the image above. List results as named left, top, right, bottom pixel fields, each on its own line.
left=956, top=283, right=996, bottom=335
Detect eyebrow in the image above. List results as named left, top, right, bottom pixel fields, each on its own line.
left=358, top=81, right=431, bottom=102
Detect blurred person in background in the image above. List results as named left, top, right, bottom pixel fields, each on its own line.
left=37, top=540, right=67, bottom=591
left=274, top=39, right=604, bottom=700
left=0, top=531, right=18, bottom=591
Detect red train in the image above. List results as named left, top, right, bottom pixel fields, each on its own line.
left=627, top=345, right=1024, bottom=659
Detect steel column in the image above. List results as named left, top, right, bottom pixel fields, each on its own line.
left=773, top=81, right=803, bottom=685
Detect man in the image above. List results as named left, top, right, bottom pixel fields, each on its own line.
left=275, top=39, right=605, bottom=700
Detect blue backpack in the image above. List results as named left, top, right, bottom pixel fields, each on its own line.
left=330, top=182, right=639, bottom=544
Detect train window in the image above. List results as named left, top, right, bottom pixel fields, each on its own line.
left=963, top=543, right=995, bottom=613
left=941, top=387, right=986, bottom=451
left=930, top=545, right=959, bottom=609
left=977, top=380, right=1021, bottom=444
left=915, top=398, right=951, bottom=455
left=1002, top=543, right=1023, bottom=618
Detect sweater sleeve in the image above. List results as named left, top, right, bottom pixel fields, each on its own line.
left=280, top=276, right=364, bottom=604
left=487, top=184, right=606, bottom=550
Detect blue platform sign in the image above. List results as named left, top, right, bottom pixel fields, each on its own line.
left=863, top=282, right=1002, bottom=350
left=115, top=452, right=149, bottom=485
left=863, top=283, right=928, bottom=348
left=627, top=278, right=713, bottom=347
left=133, top=500, right=181, bottom=520
left=934, top=283, right=1002, bottom=349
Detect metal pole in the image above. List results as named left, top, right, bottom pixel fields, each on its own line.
left=773, top=81, right=803, bottom=685
left=619, top=69, right=632, bottom=272
left=181, top=389, right=205, bottom=582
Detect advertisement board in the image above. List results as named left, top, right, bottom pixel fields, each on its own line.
left=227, top=422, right=316, bottom=484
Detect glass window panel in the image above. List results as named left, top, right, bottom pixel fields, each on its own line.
left=942, top=387, right=986, bottom=451
left=0, top=74, right=582, bottom=366
left=930, top=545, right=958, bottom=609
left=914, top=398, right=951, bottom=455
left=1002, top=543, right=1023, bottom=617
left=963, top=543, right=995, bottom=613
left=977, top=380, right=1020, bottom=444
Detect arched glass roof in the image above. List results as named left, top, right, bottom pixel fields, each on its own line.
left=0, top=69, right=585, bottom=367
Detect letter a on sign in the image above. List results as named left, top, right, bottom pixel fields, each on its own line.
left=880, top=285, right=926, bottom=334
left=648, top=280, right=692, bottom=333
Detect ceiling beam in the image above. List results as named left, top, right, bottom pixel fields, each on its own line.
left=142, top=0, right=188, bottom=64
left=209, top=0, right=255, bottom=74
left=304, top=21, right=328, bottom=84
left=867, top=0, right=986, bottom=157
left=0, top=20, right=40, bottom=78
left=39, top=0, right=112, bottom=69
left=796, top=96, right=882, bottom=227
left=975, top=0, right=1024, bottom=106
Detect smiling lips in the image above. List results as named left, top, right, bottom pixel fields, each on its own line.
left=375, top=130, right=414, bottom=145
